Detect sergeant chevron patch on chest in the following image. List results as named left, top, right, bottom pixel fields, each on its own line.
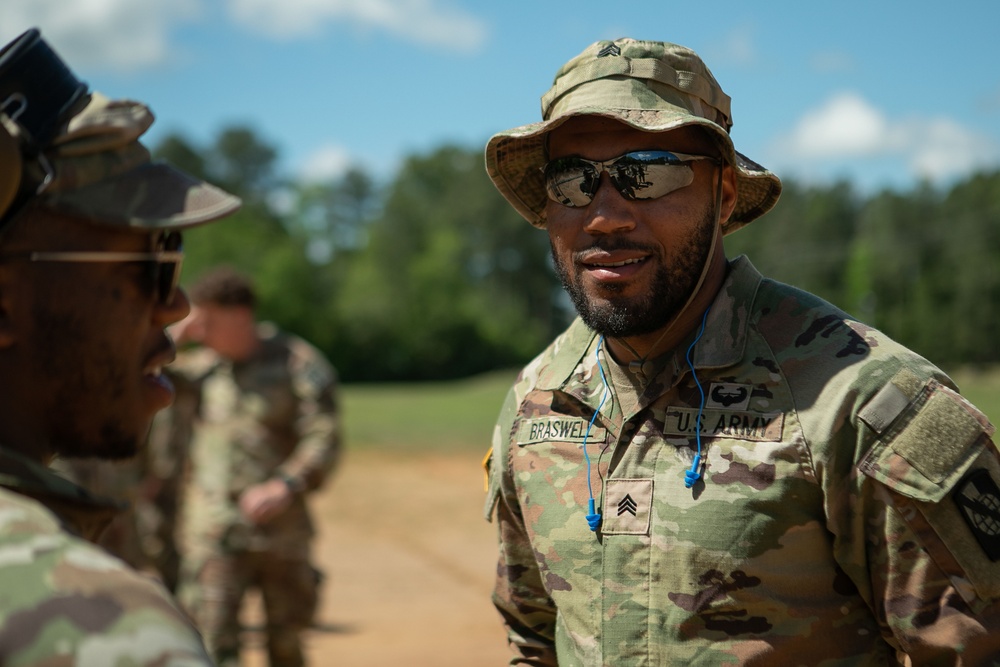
left=602, top=479, right=653, bottom=534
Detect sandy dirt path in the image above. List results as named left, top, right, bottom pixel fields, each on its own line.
left=242, top=448, right=511, bottom=667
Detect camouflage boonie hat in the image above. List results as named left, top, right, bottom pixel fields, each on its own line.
left=485, top=38, right=782, bottom=235
left=0, top=28, right=240, bottom=231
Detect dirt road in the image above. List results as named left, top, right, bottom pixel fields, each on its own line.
left=243, top=448, right=511, bottom=666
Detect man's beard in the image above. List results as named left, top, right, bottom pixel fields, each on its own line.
left=551, top=210, right=716, bottom=339
left=31, top=303, right=140, bottom=461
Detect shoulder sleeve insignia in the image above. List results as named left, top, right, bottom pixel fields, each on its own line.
left=954, top=468, right=1000, bottom=562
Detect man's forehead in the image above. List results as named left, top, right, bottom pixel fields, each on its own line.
left=11, top=205, right=164, bottom=250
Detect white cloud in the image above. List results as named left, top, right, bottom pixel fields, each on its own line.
left=706, top=25, right=759, bottom=67
left=772, top=91, right=1000, bottom=183
left=810, top=51, right=855, bottom=74
left=298, top=144, right=354, bottom=182
left=780, top=92, right=891, bottom=157
left=225, top=0, right=487, bottom=53
left=0, top=0, right=202, bottom=71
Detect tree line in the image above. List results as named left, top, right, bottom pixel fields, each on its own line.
left=155, top=127, right=1000, bottom=382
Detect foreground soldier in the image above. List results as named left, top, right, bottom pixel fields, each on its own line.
left=168, top=267, right=341, bottom=667
left=483, top=38, right=1000, bottom=665
left=0, top=29, right=239, bottom=664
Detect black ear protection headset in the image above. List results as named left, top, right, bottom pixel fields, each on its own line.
left=0, top=28, right=88, bottom=227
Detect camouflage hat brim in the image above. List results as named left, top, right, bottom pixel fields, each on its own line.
left=40, top=160, right=241, bottom=230
left=485, top=107, right=781, bottom=236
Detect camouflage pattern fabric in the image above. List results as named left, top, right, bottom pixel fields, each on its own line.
left=141, top=395, right=201, bottom=593
left=168, top=323, right=340, bottom=666
left=49, top=456, right=148, bottom=571
left=485, top=256, right=1000, bottom=665
left=0, top=446, right=213, bottom=666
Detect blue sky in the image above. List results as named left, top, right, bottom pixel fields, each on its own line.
left=3, top=1, right=999, bottom=194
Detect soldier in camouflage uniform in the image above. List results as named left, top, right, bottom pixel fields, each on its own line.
left=167, top=267, right=341, bottom=667
left=0, top=28, right=240, bottom=666
left=483, top=38, right=1000, bottom=665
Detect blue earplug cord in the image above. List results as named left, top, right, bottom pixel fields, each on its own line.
left=583, top=337, right=610, bottom=531
left=582, top=307, right=711, bottom=532
left=683, top=307, right=711, bottom=488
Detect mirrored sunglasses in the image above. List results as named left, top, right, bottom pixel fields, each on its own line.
left=0, top=230, right=184, bottom=304
left=542, top=150, right=718, bottom=208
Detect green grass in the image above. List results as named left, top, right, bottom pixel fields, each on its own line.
left=947, top=366, right=1000, bottom=428
left=341, top=369, right=519, bottom=452
left=341, top=366, right=1000, bottom=453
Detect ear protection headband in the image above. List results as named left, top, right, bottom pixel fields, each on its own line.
left=0, top=28, right=88, bottom=224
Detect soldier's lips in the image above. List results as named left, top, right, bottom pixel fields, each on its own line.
left=142, top=368, right=175, bottom=409
left=581, top=255, right=650, bottom=282
left=142, top=344, right=176, bottom=409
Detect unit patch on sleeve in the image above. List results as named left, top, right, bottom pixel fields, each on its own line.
left=663, top=407, right=783, bottom=442
left=954, top=468, right=1000, bottom=562
left=516, top=417, right=606, bottom=446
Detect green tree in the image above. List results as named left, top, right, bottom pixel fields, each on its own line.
left=727, top=180, right=859, bottom=308
left=153, top=129, right=330, bottom=350
left=335, top=145, right=564, bottom=380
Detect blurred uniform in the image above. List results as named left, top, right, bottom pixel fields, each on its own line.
left=0, top=450, right=213, bottom=664
left=171, top=322, right=341, bottom=667
left=141, top=394, right=200, bottom=593
left=49, top=456, right=148, bottom=570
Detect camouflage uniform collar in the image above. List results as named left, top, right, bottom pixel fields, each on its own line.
left=537, top=254, right=763, bottom=396
left=689, top=254, right=761, bottom=370
left=535, top=317, right=599, bottom=391
left=0, top=445, right=123, bottom=541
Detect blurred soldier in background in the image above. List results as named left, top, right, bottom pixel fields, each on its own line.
left=0, top=28, right=239, bottom=664
left=167, top=266, right=341, bottom=667
left=140, top=396, right=198, bottom=593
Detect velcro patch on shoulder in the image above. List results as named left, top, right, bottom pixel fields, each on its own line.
left=858, top=382, right=910, bottom=435
left=860, top=379, right=994, bottom=502
left=516, top=417, right=605, bottom=446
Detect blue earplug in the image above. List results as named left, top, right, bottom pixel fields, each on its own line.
left=684, top=454, right=702, bottom=488
left=586, top=498, right=602, bottom=531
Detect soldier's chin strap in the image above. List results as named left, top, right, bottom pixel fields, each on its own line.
left=582, top=336, right=610, bottom=532
left=584, top=164, right=727, bottom=531
left=585, top=304, right=712, bottom=533
left=611, top=163, right=726, bottom=382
